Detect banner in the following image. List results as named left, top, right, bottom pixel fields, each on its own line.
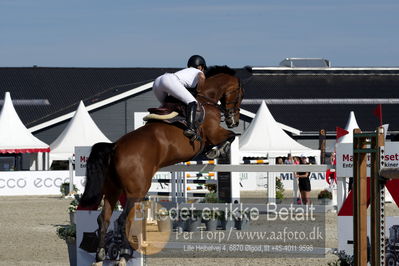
left=336, top=142, right=399, bottom=177
left=239, top=172, right=327, bottom=191
left=75, top=146, right=91, bottom=176
left=0, top=171, right=85, bottom=196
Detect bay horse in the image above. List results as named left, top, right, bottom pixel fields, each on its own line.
left=79, top=66, right=243, bottom=265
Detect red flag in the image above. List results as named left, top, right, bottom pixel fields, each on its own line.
left=336, top=126, right=349, bottom=141
left=373, top=104, right=383, bottom=126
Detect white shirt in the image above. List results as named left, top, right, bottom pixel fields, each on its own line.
left=174, top=67, right=202, bottom=88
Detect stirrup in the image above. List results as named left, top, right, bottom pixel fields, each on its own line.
left=184, top=128, right=195, bottom=137
left=184, top=128, right=201, bottom=142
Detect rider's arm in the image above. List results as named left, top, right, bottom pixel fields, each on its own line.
left=196, top=72, right=206, bottom=92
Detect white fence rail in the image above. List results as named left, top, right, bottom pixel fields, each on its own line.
left=152, top=164, right=328, bottom=204
left=0, top=164, right=327, bottom=197
left=160, top=164, right=327, bottom=172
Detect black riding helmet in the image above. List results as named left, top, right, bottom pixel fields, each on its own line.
left=187, top=55, right=207, bottom=70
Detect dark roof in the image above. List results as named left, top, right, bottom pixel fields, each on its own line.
left=240, top=69, right=399, bottom=133
left=0, top=67, right=178, bottom=127
left=1, top=66, right=399, bottom=135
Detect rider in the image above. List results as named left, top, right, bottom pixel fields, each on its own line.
left=153, top=55, right=207, bottom=139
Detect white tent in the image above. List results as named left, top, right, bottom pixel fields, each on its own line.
left=338, top=111, right=389, bottom=143
left=0, top=92, right=49, bottom=154
left=239, top=101, right=320, bottom=161
left=0, top=92, right=49, bottom=170
left=338, top=111, right=360, bottom=143
left=335, top=112, right=391, bottom=205
left=337, top=111, right=389, bottom=143
left=50, top=101, right=111, bottom=162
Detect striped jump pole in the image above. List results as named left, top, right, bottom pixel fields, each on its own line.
left=182, top=160, right=216, bottom=165
left=241, top=159, right=269, bottom=164
left=185, top=172, right=215, bottom=178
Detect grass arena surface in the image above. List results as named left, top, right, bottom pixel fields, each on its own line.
left=1, top=193, right=398, bottom=265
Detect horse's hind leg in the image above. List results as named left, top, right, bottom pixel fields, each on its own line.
left=94, top=180, right=121, bottom=265
left=114, top=197, right=143, bottom=265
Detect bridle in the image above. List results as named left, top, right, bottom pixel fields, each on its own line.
left=221, top=81, right=244, bottom=125
left=196, top=78, right=244, bottom=126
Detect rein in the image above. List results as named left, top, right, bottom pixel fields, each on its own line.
left=196, top=82, right=243, bottom=120
left=196, top=94, right=222, bottom=110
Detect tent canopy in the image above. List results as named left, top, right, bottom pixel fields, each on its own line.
left=0, top=92, right=49, bottom=153
left=239, top=101, right=320, bottom=159
left=338, top=111, right=360, bottom=144
left=50, top=101, right=111, bottom=161
left=336, top=111, right=388, bottom=145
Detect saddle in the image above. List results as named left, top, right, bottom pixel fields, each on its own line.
left=143, top=96, right=205, bottom=130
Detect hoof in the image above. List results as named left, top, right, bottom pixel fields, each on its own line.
left=96, top=247, right=106, bottom=262
left=219, top=141, right=231, bottom=157
left=141, top=241, right=149, bottom=248
left=116, top=257, right=127, bottom=266
left=206, top=149, right=220, bottom=159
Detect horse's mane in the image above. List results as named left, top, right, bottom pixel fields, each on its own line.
left=205, top=65, right=236, bottom=78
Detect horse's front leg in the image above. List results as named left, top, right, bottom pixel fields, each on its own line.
left=205, top=126, right=237, bottom=159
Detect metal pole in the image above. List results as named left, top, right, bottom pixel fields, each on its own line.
left=370, top=127, right=385, bottom=266
left=182, top=171, right=187, bottom=203
left=68, top=157, right=74, bottom=196
left=171, top=172, right=176, bottom=203
left=267, top=172, right=276, bottom=205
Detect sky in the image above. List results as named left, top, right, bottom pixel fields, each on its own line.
left=0, top=0, right=398, bottom=68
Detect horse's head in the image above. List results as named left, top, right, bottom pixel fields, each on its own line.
left=203, top=66, right=244, bottom=128
left=220, top=77, right=243, bottom=128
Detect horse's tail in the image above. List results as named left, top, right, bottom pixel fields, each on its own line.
left=79, top=142, right=114, bottom=207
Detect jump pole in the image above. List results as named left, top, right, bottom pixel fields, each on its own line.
left=353, top=127, right=385, bottom=266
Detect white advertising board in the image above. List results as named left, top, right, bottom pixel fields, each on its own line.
left=75, top=146, right=91, bottom=177
left=76, top=211, right=142, bottom=265
left=336, top=142, right=399, bottom=177
left=239, top=172, right=328, bottom=191
left=149, top=172, right=172, bottom=193
left=134, top=112, right=149, bottom=130
left=0, top=171, right=85, bottom=196
left=338, top=216, right=399, bottom=256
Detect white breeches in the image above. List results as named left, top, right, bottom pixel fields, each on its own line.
left=153, top=73, right=197, bottom=105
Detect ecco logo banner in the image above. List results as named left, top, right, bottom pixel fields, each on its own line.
left=0, top=171, right=85, bottom=196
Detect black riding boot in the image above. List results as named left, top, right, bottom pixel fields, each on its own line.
left=184, top=101, right=198, bottom=140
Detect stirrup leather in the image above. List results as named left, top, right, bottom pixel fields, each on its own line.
left=184, top=102, right=201, bottom=141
